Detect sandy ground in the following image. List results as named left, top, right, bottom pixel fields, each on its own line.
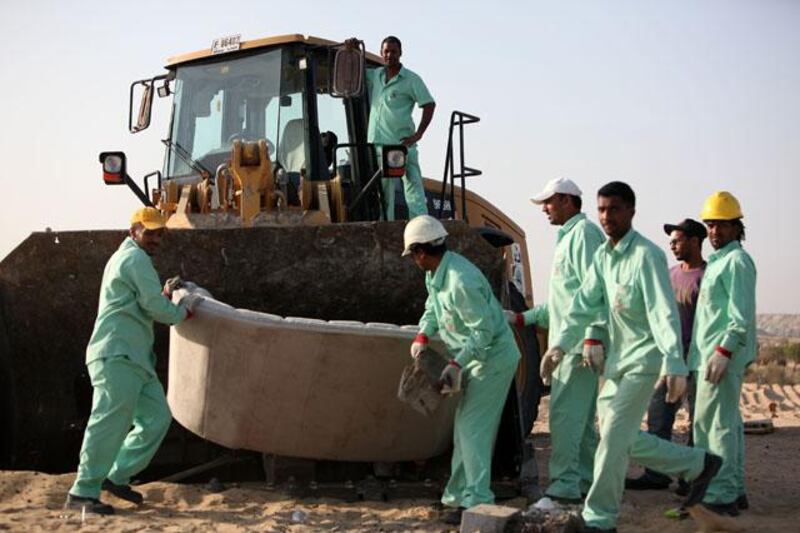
left=1, top=383, right=799, bottom=532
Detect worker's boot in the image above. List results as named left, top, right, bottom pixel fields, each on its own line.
left=625, top=470, right=671, bottom=491
left=441, top=506, right=465, bottom=525
left=102, top=480, right=144, bottom=505
left=702, top=501, right=740, bottom=517
left=736, top=493, right=749, bottom=510
left=64, top=494, right=115, bottom=515
left=684, top=453, right=723, bottom=509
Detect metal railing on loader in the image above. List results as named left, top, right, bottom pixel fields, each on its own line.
left=437, top=111, right=482, bottom=222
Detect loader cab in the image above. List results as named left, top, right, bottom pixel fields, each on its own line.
left=154, top=36, right=384, bottom=222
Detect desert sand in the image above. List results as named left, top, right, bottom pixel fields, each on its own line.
left=1, top=382, right=799, bottom=532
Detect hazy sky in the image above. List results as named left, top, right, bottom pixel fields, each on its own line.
left=1, top=0, right=798, bottom=313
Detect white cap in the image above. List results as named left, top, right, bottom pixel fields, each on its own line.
left=530, top=178, right=582, bottom=205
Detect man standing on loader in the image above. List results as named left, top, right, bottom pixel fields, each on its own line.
left=403, top=215, right=520, bottom=525
left=506, top=177, right=604, bottom=504
left=690, top=191, right=755, bottom=516
left=543, top=182, right=721, bottom=532
left=348, top=35, right=436, bottom=220
left=65, top=207, right=200, bottom=515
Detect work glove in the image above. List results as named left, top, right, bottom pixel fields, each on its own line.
left=705, top=347, right=731, bottom=385
left=540, top=346, right=564, bottom=386
left=410, top=334, right=428, bottom=359
left=179, top=292, right=205, bottom=313
left=163, top=275, right=184, bottom=297
left=582, top=339, right=605, bottom=373
left=665, top=375, right=687, bottom=403
left=504, top=310, right=525, bottom=328
left=439, top=359, right=462, bottom=395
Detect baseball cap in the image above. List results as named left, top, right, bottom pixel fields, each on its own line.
left=130, top=207, right=168, bottom=230
left=663, top=218, right=707, bottom=240
left=530, top=178, right=582, bottom=205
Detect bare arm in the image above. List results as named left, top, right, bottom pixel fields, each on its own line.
left=402, top=103, right=436, bottom=146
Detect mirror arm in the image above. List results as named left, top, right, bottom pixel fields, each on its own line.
left=124, top=173, right=154, bottom=207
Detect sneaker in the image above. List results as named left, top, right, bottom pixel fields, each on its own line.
left=736, top=493, right=749, bottom=510
left=102, top=480, right=144, bottom=505
left=685, top=453, right=723, bottom=508
left=548, top=494, right=583, bottom=504
left=441, top=506, right=465, bottom=525
left=64, top=494, right=115, bottom=515
left=702, top=500, right=740, bottom=517
left=624, top=474, right=670, bottom=491
left=578, top=517, right=618, bottom=532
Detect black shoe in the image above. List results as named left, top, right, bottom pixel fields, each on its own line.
left=685, top=453, right=723, bottom=508
left=581, top=528, right=617, bottom=533
left=64, top=494, right=115, bottom=515
left=102, top=479, right=144, bottom=505
left=624, top=474, right=670, bottom=491
left=736, top=493, right=749, bottom=510
left=675, top=478, right=690, bottom=497
left=441, top=506, right=465, bottom=525
left=702, top=500, right=740, bottom=517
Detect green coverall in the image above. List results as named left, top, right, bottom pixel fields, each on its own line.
left=554, top=230, right=707, bottom=530
left=70, top=237, right=188, bottom=499
left=688, top=240, right=756, bottom=505
left=366, top=66, right=434, bottom=220
left=417, top=251, right=520, bottom=509
left=521, top=213, right=604, bottom=500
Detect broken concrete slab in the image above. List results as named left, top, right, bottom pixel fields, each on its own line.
left=460, top=504, right=521, bottom=533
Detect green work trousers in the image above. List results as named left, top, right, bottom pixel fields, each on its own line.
left=582, top=372, right=706, bottom=530
left=693, top=370, right=745, bottom=505
left=381, top=146, right=428, bottom=221
left=546, top=354, right=599, bottom=499
left=70, top=357, right=171, bottom=498
left=441, top=359, right=517, bottom=509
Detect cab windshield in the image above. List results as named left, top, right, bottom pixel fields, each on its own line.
left=165, top=47, right=306, bottom=178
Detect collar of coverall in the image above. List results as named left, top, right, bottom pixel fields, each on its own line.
left=602, top=228, right=637, bottom=256
left=558, top=212, right=586, bottom=238
left=426, top=250, right=453, bottom=290
left=708, top=239, right=742, bottom=263
left=381, top=65, right=406, bottom=84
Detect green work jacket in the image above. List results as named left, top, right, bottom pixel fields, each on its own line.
left=86, top=237, right=187, bottom=374
left=688, top=240, right=756, bottom=374
left=522, top=213, right=605, bottom=354
left=553, top=229, right=687, bottom=379
left=418, top=251, right=520, bottom=370
left=366, top=65, right=434, bottom=146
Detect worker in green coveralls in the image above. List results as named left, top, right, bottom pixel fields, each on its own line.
left=506, top=177, right=604, bottom=504
left=546, top=182, right=722, bottom=532
left=403, top=215, right=519, bottom=526
left=65, top=207, right=201, bottom=515
left=690, top=191, right=756, bottom=517
left=348, top=35, right=435, bottom=220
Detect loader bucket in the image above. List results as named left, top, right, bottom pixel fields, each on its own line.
left=0, top=221, right=505, bottom=472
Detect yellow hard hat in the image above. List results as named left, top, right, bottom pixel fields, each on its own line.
left=700, top=191, right=743, bottom=221
left=130, top=207, right=167, bottom=230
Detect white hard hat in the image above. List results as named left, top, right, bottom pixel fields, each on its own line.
left=530, top=177, right=582, bottom=205
left=402, top=215, right=448, bottom=256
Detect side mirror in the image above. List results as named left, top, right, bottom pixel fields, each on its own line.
left=100, top=152, right=127, bottom=185
left=381, top=145, right=407, bottom=178
left=331, top=44, right=364, bottom=97
left=130, top=80, right=154, bottom=133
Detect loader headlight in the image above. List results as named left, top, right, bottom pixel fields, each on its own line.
left=381, top=145, right=408, bottom=178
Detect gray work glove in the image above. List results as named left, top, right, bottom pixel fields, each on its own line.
left=540, top=347, right=564, bottom=386
left=439, top=360, right=463, bottom=395
left=705, top=350, right=731, bottom=385
left=179, top=292, right=205, bottom=313
left=163, top=275, right=184, bottom=297
left=581, top=339, right=605, bottom=373
left=410, top=334, right=428, bottom=360
left=665, top=375, right=688, bottom=403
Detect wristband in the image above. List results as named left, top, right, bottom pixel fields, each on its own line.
left=414, top=334, right=429, bottom=345
left=448, top=359, right=461, bottom=369
left=515, top=313, right=525, bottom=328
left=715, top=346, right=732, bottom=358
left=584, top=339, right=602, bottom=346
